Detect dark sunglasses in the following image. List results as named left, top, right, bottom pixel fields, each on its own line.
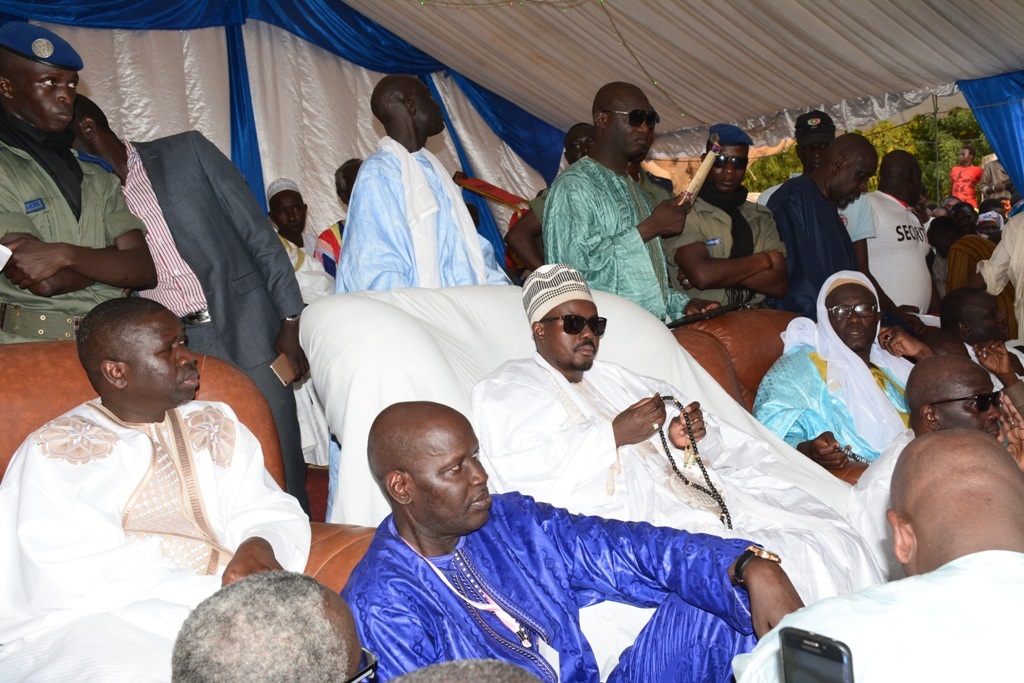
left=931, top=390, right=1002, bottom=412
left=602, top=108, right=660, bottom=129
left=826, top=303, right=878, bottom=320
left=538, top=314, right=607, bottom=337
left=712, top=154, right=749, bottom=169
left=342, top=647, right=378, bottom=683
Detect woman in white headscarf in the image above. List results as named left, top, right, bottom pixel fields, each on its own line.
left=754, top=270, right=930, bottom=468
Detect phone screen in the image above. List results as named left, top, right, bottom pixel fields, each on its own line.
left=780, top=627, right=854, bottom=683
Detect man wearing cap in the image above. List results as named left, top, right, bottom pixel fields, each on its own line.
left=471, top=264, right=883, bottom=673
left=267, top=177, right=333, bottom=304
left=544, top=82, right=712, bottom=322
left=766, top=134, right=878, bottom=319
left=665, top=124, right=787, bottom=306
left=757, top=110, right=836, bottom=207
left=336, top=75, right=509, bottom=293
left=71, top=95, right=311, bottom=513
left=0, top=22, right=155, bottom=342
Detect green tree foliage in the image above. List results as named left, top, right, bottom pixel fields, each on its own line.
left=745, top=107, right=991, bottom=203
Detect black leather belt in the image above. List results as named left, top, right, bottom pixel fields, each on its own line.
left=181, top=308, right=212, bottom=325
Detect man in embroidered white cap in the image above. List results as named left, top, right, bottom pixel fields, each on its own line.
left=336, top=74, right=509, bottom=293
left=0, top=297, right=309, bottom=681
left=471, top=264, right=884, bottom=677
left=267, top=177, right=316, bottom=256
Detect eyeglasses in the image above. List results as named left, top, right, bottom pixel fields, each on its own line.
left=712, top=154, right=749, bottom=170
left=342, top=648, right=378, bottom=683
left=602, top=108, right=660, bottom=129
left=538, top=314, right=607, bottom=336
left=931, top=390, right=1002, bottom=412
left=826, top=303, right=878, bottom=320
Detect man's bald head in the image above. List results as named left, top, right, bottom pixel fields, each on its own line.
left=906, top=355, right=999, bottom=437
left=368, top=401, right=468, bottom=487
left=369, top=75, right=443, bottom=149
left=940, top=287, right=1008, bottom=344
left=815, top=133, right=878, bottom=207
left=877, top=149, right=922, bottom=203
left=888, top=429, right=1024, bottom=576
left=592, top=81, right=647, bottom=116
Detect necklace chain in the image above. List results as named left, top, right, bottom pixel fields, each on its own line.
left=657, top=396, right=733, bottom=529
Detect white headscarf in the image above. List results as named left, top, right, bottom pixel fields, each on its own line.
left=782, top=270, right=912, bottom=453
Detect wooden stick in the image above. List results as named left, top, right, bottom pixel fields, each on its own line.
left=677, top=133, right=721, bottom=205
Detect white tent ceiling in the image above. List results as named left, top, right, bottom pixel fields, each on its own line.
left=348, top=0, right=1024, bottom=149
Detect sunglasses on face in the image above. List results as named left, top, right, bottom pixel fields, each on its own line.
left=826, top=303, right=878, bottom=320
left=712, top=154, right=749, bottom=170
left=931, top=390, right=1002, bottom=412
left=342, top=648, right=378, bottom=683
left=602, top=108, right=660, bottom=129
left=538, top=314, right=607, bottom=337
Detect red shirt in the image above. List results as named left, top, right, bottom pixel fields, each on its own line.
left=951, top=164, right=983, bottom=207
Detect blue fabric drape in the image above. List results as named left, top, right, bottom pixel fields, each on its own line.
left=425, top=74, right=505, bottom=263
left=959, top=71, right=1024, bottom=198
left=0, top=0, right=566, bottom=221
left=246, top=0, right=564, bottom=185
left=225, top=24, right=266, bottom=208
left=0, top=1, right=242, bottom=28
left=450, top=71, right=563, bottom=185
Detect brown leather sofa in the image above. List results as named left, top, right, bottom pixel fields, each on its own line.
left=0, top=341, right=373, bottom=593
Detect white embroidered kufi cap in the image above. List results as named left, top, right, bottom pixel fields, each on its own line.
left=522, top=264, right=594, bottom=324
left=266, top=177, right=301, bottom=200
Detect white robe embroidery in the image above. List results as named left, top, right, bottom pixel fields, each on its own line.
left=0, top=400, right=309, bottom=682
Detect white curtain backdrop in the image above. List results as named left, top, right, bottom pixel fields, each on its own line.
left=40, top=22, right=232, bottom=156
left=35, top=20, right=547, bottom=243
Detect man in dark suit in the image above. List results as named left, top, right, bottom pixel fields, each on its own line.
left=71, top=95, right=310, bottom=513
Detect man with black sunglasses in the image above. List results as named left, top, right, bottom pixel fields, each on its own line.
left=665, top=124, right=788, bottom=307
left=471, top=265, right=883, bottom=677
left=848, top=354, right=1009, bottom=578
left=544, top=81, right=715, bottom=322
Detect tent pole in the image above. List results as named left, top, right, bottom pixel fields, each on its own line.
left=933, top=93, right=941, bottom=202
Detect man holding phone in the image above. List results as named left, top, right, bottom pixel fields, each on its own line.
left=733, top=429, right=1024, bottom=681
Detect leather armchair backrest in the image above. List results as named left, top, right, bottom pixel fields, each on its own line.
left=0, top=341, right=284, bottom=488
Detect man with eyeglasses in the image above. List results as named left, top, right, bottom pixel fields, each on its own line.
left=471, top=264, right=883, bottom=677
left=172, top=570, right=373, bottom=683
left=847, top=354, right=1009, bottom=578
left=665, top=124, right=788, bottom=307
left=543, top=81, right=714, bottom=322
left=765, top=134, right=878, bottom=319
left=755, top=271, right=931, bottom=469
left=345, top=399, right=806, bottom=682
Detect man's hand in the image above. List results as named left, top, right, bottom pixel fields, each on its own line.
left=998, top=393, right=1024, bottom=473
left=733, top=558, right=804, bottom=638
left=221, top=537, right=283, bottom=587
left=612, top=394, right=667, bottom=447
left=636, top=197, right=692, bottom=242
left=878, top=325, right=932, bottom=361
left=894, top=308, right=928, bottom=336
left=975, top=341, right=1018, bottom=386
left=796, top=431, right=848, bottom=469
left=1, top=234, right=67, bottom=288
left=677, top=267, right=693, bottom=290
left=683, top=298, right=720, bottom=316
left=667, top=401, right=706, bottom=449
left=274, top=318, right=309, bottom=378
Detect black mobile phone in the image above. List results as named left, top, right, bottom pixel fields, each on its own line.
left=779, top=627, right=854, bottom=683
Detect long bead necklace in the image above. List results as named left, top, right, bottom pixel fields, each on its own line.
left=657, top=395, right=733, bottom=529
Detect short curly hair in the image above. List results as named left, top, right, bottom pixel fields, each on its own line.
left=172, top=571, right=358, bottom=683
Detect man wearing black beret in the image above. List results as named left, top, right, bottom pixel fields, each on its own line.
left=0, top=21, right=154, bottom=342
